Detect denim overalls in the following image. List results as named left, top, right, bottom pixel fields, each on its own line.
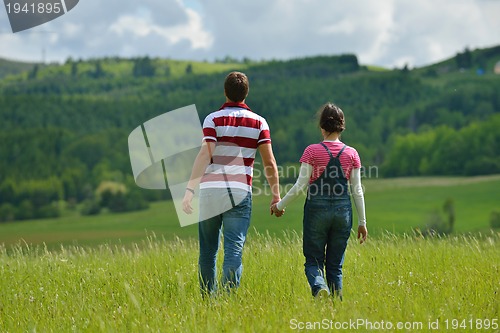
left=303, top=142, right=353, bottom=297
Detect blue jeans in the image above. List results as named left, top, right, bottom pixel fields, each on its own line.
left=198, top=189, right=252, bottom=295
left=303, top=197, right=352, bottom=297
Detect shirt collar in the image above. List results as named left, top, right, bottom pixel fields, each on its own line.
left=220, top=102, right=252, bottom=111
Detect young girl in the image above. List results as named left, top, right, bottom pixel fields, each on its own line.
left=272, top=103, right=367, bottom=299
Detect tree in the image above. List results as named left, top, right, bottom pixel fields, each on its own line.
left=456, top=47, right=472, bottom=69
left=28, top=64, right=39, bottom=80
left=164, top=64, right=171, bottom=77
left=133, top=57, right=156, bottom=77
left=0, top=203, right=15, bottom=222
left=92, top=61, right=105, bottom=79
left=71, top=61, right=78, bottom=77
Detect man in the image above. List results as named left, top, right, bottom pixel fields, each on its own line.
left=182, top=72, right=281, bottom=295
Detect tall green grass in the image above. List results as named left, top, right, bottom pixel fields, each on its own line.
left=0, top=232, right=498, bottom=332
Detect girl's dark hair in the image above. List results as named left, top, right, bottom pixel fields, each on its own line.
left=318, top=103, right=345, bottom=133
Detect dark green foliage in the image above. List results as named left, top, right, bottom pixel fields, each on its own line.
left=100, top=189, right=149, bottom=213
left=456, top=47, right=473, bottom=69
left=491, top=211, right=500, bottom=229
left=27, top=64, right=39, bottom=80
left=133, top=57, right=156, bottom=77
left=423, top=198, right=455, bottom=235
left=383, top=115, right=500, bottom=176
left=0, top=178, right=62, bottom=220
left=0, top=203, right=16, bottom=222
left=91, top=61, right=106, bottom=79
left=0, top=47, right=499, bottom=222
left=80, top=198, right=101, bottom=216
left=0, top=58, right=38, bottom=79
left=71, top=62, right=78, bottom=77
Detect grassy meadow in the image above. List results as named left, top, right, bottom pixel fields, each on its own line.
left=0, top=176, right=499, bottom=332
left=0, top=231, right=498, bottom=332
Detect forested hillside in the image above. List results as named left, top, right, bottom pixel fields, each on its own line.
left=0, top=58, right=38, bottom=79
left=0, top=46, right=499, bottom=221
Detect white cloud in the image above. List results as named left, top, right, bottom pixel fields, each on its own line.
left=0, top=0, right=498, bottom=66
left=200, top=0, right=500, bottom=66
left=0, top=0, right=212, bottom=62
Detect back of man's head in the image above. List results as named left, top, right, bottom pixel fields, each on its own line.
left=224, top=72, right=249, bottom=102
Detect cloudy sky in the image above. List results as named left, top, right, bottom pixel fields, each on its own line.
left=1, top=0, right=499, bottom=68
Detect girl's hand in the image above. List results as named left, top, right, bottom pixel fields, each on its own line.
left=357, top=225, right=368, bottom=244
left=270, top=203, right=285, bottom=217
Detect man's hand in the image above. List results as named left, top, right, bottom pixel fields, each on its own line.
left=182, top=190, right=194, bottom=214
left=269, top=196, right=280, bottom=215
left=357, top=225, right=368, bottom=244
left=270, top=203, right=285, bottom=217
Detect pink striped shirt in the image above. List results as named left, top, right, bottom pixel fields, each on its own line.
left=300, top=141, right=361, bottom=183
left=201, top=103, right=271, bottom=191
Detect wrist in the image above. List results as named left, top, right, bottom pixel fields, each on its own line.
left=186, top=188, right=195, bottom=195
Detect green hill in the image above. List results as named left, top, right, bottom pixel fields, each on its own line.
left=0, top=46, right=499, bottom=222
left=416, top=45, right=500, bottom=74
left=0, top=58, right=38, bottom=79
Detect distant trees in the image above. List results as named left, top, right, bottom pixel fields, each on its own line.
left=27, top=64, right=39, bottom=80
left=491, top=211, right=500, bottom=229
left=423, top=198, right=455, bottom=235
left=90, top=61, right=106, bottom=79
left=0, top=51, right=499, bottom=222
left=383, top=115, right=500, bottom=176
left=455, top=47, right=473, bottom=69
left=133, top=57, right=156, bottom=77
left=0, top=177, right=62, bottom=222
left=0, top=128, right=152, bottom=222
left=71, top=61, right=78, bottom=77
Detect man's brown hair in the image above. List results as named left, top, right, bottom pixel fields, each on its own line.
left=224, top=72, right=249, bottom=102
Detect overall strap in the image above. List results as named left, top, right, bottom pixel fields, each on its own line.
left=335, top=145, right=347, bottom=158
left=319, top=142, right=335, bottom=159
left=320, top=142, right=347, bottom=159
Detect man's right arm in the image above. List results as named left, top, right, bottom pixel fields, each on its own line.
left=258, top=143, right=281, bottom=212
left=182, top=141, right=214, bottom=214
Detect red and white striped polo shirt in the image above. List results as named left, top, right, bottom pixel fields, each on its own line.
left=200, top=102, right=271, bottom=191
left=300, top=140, right=361, bottom=183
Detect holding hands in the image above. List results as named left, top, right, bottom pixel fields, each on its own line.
left=270, top=202, right=285, bottom=217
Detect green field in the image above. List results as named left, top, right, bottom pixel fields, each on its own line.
left=0, top=231, right=498, bottom=332
left=0, top=176, right=499, bottom=332
left=0, top=176, right=499, bottom=249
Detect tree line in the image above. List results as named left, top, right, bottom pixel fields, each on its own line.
left=0, top=48, right=499, bottom=222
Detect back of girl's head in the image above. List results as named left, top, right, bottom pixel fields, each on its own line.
left=318, top=103, right=345, bottom=133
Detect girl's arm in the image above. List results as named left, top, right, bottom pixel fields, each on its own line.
left=349, top=168, right=366, bottom=226
left=276, top=163, right=313, bottom=211
left=350, top=168, right=367, bottom=243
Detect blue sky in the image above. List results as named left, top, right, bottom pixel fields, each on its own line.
left=0, top=0, right=499, bottom=68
